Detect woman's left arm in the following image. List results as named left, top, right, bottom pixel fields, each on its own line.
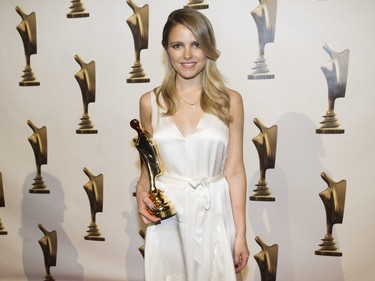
left=224, top=89, right=250, bottom=273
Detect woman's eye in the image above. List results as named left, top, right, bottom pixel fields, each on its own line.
left=193, top=42, right=200, bottom=48
left=171, top=43, right=181, bottom=49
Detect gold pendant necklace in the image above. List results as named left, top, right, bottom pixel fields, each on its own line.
left=179, top=95, right=200, bottom=108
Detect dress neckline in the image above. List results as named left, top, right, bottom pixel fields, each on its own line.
left=171, top=113, right=206, bottom=138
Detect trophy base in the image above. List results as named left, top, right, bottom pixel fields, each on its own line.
left=76, top=129, right=98, bottom=134
left=84, top=235, right=105, bottom=241
left=19, top=81, right=40, bottom=86
left=67, top=13, right=89, bottom=18
left=43, top=274, right=55, bottom=281
left=248, top=74, right=275, bottom=80
left=0, top=230, right=8, bottom=235
left=249, top=195, right=275, bottom=202
left=316, top=128, right=344, bottom=134
left=29, top=188, right=50, bottom=194
left=152, top=207, right=176, bottom=220
left=315, top=250, right=342, bottom=257
left=184, top=4, right=209, bottom=10
left=127, top=78, right=150, bottom=83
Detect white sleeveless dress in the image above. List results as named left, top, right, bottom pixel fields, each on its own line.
left=144, top=91, right=241, bottom=281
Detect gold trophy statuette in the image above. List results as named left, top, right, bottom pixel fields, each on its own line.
left=83, top=167, right=105, bottom=241
left=126, top=0, right=150, bottom=83
left=184, top=0, right=209, bottom=10
left=138, top=229, right=145, bottom=258
left=74, top=55, right=97, bottom=134
left=0, top=172, right=8, bottom=235
left=16, top=6, right=40, bottom=86
left=130, top=119, right=176, bottom=219
left=254, top=236, right=278, bottom=281
left=315, top=172, right=346, bottom=257
left=248, top=0, right=278, bottom=80
left=250, top=118, right=278, bottom=201
left=28, top=120, right=49, bottom=194
left=316, top=43, right=350, bottom=134
left=38, top=224, right=57, bottom=281
left=67, top=0, right=89, bottom=18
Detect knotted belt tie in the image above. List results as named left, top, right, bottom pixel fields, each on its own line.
left=158, top=172, right=225, bottom=265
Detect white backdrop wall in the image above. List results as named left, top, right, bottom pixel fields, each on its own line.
left=0, top=0, right=374, bottom=280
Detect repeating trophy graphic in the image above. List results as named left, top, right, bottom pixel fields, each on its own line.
left=248, top=0, right=278, bottom=79
left=126, top=0, right=150, bottom=83
left=315, top=172, right=346, bottom=257
left=184, top=0, right=209, bottom=10
left=16, top=6, right=40, bottom=86
left=82, top=167, right=105, bottom=241
left=316, top=43, right=350, bottom=134
left=28, top=120, right=49, bottom=194
left=254, top=236, right=278, bottom=281
left=0, top=172, right=7, bottom=235
left=250, top=118, right=278, bottom=201
left=67, top=0, right=89, bottom=18
left=74, top=55, right=98, bottom=134
left=38, top=224, right=58, bottom=281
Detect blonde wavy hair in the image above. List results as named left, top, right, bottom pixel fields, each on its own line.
left=156, top=8, right=232, bottom=126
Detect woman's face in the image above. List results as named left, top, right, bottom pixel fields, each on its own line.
left=167, top=24, right=207, bottom=81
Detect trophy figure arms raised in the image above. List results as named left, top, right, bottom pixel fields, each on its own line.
left=315, top=172, right=346, bottom=256
left=250, top=118, right=278, bottom=201
left=248, top=0, right=277, bottom=80
left=316, top=43, right=350, bottom=134
left=130, top=119, right=176, bottom=219
left=74, top=55, right=98, bottom=134
left=67, top=0, right=89, bottom=18
left=0, top=172, right=7, bottom=235
left=38, top=224, right=57, bottom=281
left=184, top=0, right=209, bottom=10
left=28, top=120, right=49, bottom=194
left=83, top=167, right=105, bottom=241
left=16, top=6, right=40, bottom=86
left=126, top=0, right=150, bottom=83
left=254, top=236, right=278, bottom=281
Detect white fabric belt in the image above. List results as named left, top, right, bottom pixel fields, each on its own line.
left=158, top=172, right=224, bottom=209
left=157, top=172, right=225, bottom=265
left=159, top=172, right=224, bottom=187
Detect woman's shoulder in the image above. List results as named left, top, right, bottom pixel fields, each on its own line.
left=140, top=86, right=161, bottom=107
left=227, top=88, right=243, bottom=106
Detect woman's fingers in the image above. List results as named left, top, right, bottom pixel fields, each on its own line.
left=234, top=252, right=249, bottom=273
left=136, top=190, right=161, bottom=224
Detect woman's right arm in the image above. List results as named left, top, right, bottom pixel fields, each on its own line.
left=135, top=92, right=161, bottom=224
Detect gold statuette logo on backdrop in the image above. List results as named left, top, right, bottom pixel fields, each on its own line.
left=254, top=236, right=278, bottom=281
left=248, top=0, right=277, bottom=80
left=28, top=120, right=49, bottom=194
left=315, top=172, right=346, bottom=257
left=83, top=167, right=105, bottom=241
left=16, top=6, right=40, bottom=86
left=38, top=224, right=57, bottom=281
left=0, top=172, right=7, bottom=235
left=316, top=43, right=350, bottom=134
left=74, top=55, right=98, bottom=134
left=126, top=0, right=150, bottom=83
left=67, top=0, right=89, bottom=18
left=184, top=0, right=209, bottom=10
left=131, top=119, right=176, bottom=219
left=250, top=118, right=278, bottom=201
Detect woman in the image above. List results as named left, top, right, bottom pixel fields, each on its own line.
left=135, top=8, right=249, bottom=281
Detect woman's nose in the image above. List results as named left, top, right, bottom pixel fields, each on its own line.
left=183, top=47, right=192, bottom=59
